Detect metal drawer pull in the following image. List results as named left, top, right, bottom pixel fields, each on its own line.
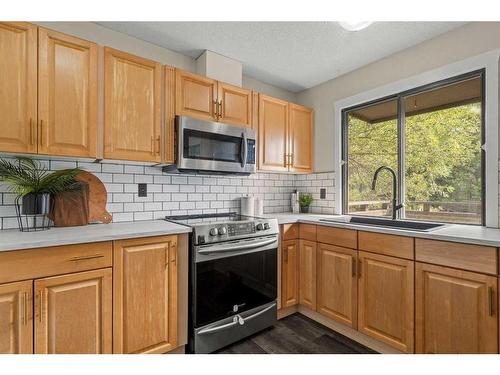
left=198, top=303, right=276, bottom=335
left=69, top=254, right=105, bottom=262
left=488, top=287, right=495, bottom=316
left=198, top=238, right=277, bottom=254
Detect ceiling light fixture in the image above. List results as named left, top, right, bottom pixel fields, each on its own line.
left=339, top=21, right=373, bottom=32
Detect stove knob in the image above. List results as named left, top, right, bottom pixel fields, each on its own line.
left=256, top=223, right=264, bottom=231
left=264, top=223, right=270, bottom=230
left=219, top=226, right=227, bottom=235
left=209, top=227, right=219, bottom=236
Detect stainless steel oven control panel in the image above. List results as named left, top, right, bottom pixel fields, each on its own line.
left=193, top=218, right=278, bottom=245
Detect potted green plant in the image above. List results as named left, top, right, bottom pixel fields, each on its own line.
left=0, top=157, right=81, bottom=217
left=299, top=193, right=313, bottom=213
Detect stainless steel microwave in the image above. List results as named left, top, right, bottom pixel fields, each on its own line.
left=164, top=116, right=256, bottom=175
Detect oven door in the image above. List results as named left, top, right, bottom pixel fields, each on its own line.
left=193, top=235, right=278, bottom=329
left=177, top=116, right=256, bottom=174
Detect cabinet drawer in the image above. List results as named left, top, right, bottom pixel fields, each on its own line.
left=415, top=238, right=497, bottom=275
left=0, top=242, right=112, bottom=284
left=282, top=224, right=299, bottom=240
left=299, top=224, right=316, bottom=241
left=358, top=231, right=414, bottom=260
left=317, top=226, right=357, bottom=249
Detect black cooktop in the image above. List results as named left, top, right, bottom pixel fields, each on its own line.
left=165, top=212, right=259, bottom=226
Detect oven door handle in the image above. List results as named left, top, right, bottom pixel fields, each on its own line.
left=240, top=132, right=247, bottom=168
left=197, top=237, right=277, bottom=254
left=197, top=302, right=277, bottom=336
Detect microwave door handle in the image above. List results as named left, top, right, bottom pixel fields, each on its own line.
left=240, top=132, right=247, bottom=168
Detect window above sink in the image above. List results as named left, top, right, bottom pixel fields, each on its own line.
left=341, top=70, right=484, bottom=226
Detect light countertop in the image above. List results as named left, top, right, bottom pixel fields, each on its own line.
left=0, top=220, right=191, bottom=252
left=265, top=213, right=500, bottom=248
left=2, top=213, right=500, bottom=253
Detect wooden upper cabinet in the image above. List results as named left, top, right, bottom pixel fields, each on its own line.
left=114, top=236, right=178, bottom=354
left=104, top=47, right=162, bottom=162
left=38, top=28, right=98, bottom=158
left=281, top=239, right=299, bottom=308
left=34, top=269, right=112, bottom=354
left=0, top=22, right=37, bottom=154
left=358, top=251, right=414, bottom=353
left=289, top=103, right=313, bottom=173
left=299, top=239, right=317, bottom=310
left=258, top=94, right=289, bottom=172
left=218, top=82, right=252, bottom=128
left=175, top=69, right=217, bottom=121
left=416, top=263, right=498, bottom=353
left=163, top=66, right=176, bottom=164
left=0, top=280, right=33, bottom=354
left=317, top=243, right=357, bottom=328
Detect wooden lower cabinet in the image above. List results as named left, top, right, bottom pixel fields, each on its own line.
left=299, top=240, right=317, bottom=310
left=34, top=268, right=112, bottom=354
left=317, top=243, right=357, bottom=328
left=0, top=280, right=33, bottom=354
left=416, top=262, right=498, bottom=353
left=281, top=239, right=299, bottom=307
left=357, top=251, right=414, bottom=353
left=113, top=236, right=178, bottom=354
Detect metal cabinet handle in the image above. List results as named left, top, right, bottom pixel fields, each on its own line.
left=213, top=100, right=219, bottom=120
left=283, top=247, right=288, bottom=263
left=69, top=254, right=104, bottom=262
left=218, top=100, right=223, bottom=119
left=40, top=120, right=44, bottom=146
left=358, top=258, right=362, bottom=278
left=488, top=287, right=495, bottom=316
left=38, top=290, right=43, bottom=322
left=291, top=153, right=294, bottom=167
left=29, top=118, right=35, bottom=145
left=21, top=292, right=28, bottom=325
left=156, top=136, right=161, bottom=155
left=352, top=257, right=356, bottom=277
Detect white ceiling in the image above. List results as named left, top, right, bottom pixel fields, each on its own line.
left=96, top=22, right=466, bottom=92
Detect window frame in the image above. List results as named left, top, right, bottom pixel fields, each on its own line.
left=341, top=69, right=486, bottom=225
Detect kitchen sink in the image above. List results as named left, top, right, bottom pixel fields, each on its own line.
left=319, top=216, right=444, bottom=232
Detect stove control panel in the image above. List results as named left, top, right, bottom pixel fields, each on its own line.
left=227, top=222, right=255, bottom=236
left=192, top=218, right=279, bottom=245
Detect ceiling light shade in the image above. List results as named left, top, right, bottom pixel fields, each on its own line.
left=339, top=21, right=373, bottom=32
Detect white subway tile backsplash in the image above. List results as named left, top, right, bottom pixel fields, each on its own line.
left=0, top=157, right=338, bottom=230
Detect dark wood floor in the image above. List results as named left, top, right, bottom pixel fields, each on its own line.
left=216, top=313, right=377, bottom=354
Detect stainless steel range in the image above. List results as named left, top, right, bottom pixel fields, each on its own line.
left=165, top=212, right=278, bottom=353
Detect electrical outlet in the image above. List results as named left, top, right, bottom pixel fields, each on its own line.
left=138, top=183, right=148, bottom=197
left=320, top=188, right=326, bottom=199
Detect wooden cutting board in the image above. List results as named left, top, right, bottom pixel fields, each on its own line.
left=75, top=170, right=113, bottom=224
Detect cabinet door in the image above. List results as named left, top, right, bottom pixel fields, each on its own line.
left=416, top=262, right=498, bottom=353
left=281, top=239, right=299, bottom=308
left=163, top=66, right=176, bottom=164
left=289, top=103, right=313, bottom=173
left=104, top=47, right=162, bottom=162
left=258, top=95, right=289, bottom=172
left=114, top=236, right=178, bottom=354
left=0, top=22, right=37, bottom=154
left=317, top=243, right=357, bottom=328
left=38, top=28, right=98, bottom=158
left=34, top=269, right=112, bottom=354
left=218, top=82, right=252, bottom=127
left=0, top=280, right=33, bottom=354
left=175, top=69, right=217, bottom=121
left=299, top=239, right=317, bottom=310
left=358, top=251, right=414, bottom=353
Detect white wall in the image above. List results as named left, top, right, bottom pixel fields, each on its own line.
left=297, top=22, right=500, bottom=172
left=36, top=22, right=296, bottom=102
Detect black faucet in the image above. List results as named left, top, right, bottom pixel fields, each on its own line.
left=371, top=166, right=404, bottom=220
